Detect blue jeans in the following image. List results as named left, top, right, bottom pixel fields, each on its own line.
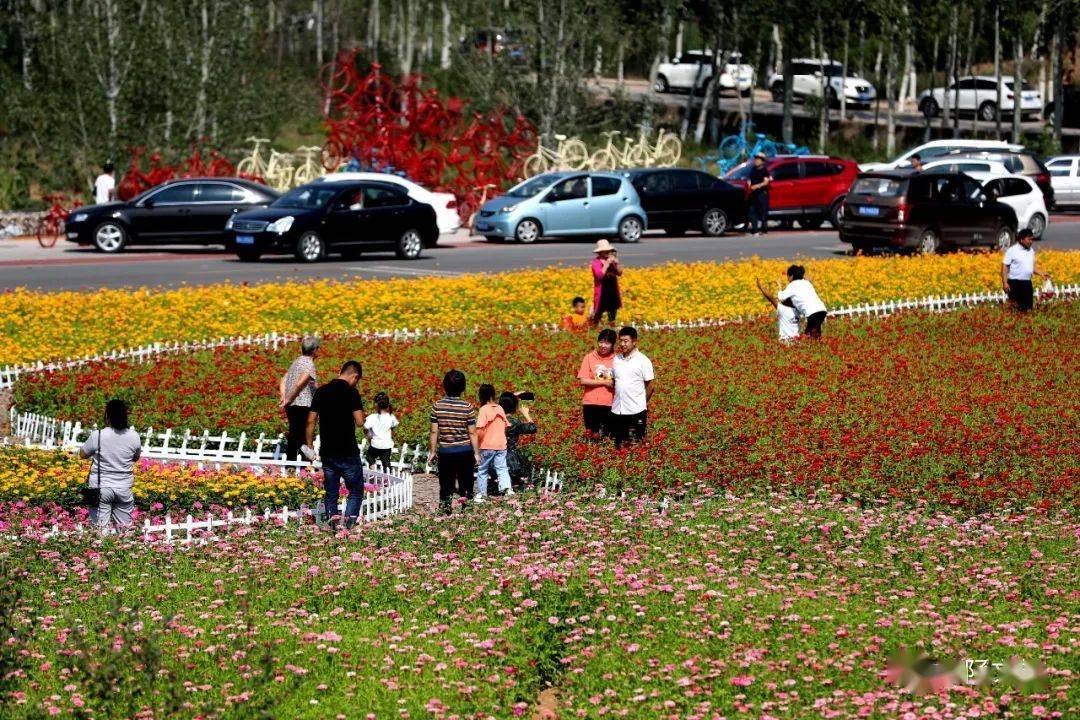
left=476, top=449, right=511, bottom=496
left=323, top=455, right=364, bottom=527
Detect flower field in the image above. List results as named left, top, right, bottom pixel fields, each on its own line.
left=2, top=251, right=1078, bottom=366
left=3, top=492, right=1075, bottom=719
left=14, top=300, right=1080, bottom=512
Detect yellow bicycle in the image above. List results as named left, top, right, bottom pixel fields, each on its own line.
left=265, top=150, right=296, bottom=191
left=588, top=131, right=637, bottom=170
left=236, top=137, right=272, bottom=179
left=291, top=146, right=324, bottom=186
left=522, top=133, right=590, bottom=177
left=625, top=128, right=682, bottom=168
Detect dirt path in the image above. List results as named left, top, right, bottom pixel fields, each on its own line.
left=531, top=688, right=559, bottom=719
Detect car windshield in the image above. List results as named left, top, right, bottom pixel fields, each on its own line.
left=271, top=186, right=338, bottom=209
left=1005, top=81, right=1036, bottom=92
left=507, top=175, right=562, bottom=198
left=851, top=177, right=904, bottom=196
left=819, top=63, right=844, bottom=77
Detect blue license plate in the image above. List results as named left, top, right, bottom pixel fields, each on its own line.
left=858, top=94, right=870, bottom=101
left=236, top=235, right=255, bottom=245
left=857, top=206, right=880, bottom=217
left=476, top=223, right=491, bottom=231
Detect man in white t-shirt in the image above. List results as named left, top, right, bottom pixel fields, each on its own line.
left=93, top=162, right=116, bottom=205
left=610, top=326, right=655, bottom=449
left=756, top=277, right=802, bottom=341
left=1001, top=229, right=1051, bottom=312
left=777, top=265, right=828, bottom=338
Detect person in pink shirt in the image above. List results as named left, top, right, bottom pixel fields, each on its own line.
left=590, top=239, right=623, bottom=325
left=475, top=383, right=513, bottom=499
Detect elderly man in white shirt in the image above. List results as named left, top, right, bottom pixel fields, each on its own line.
left=1001, top=229, right=1051, bottom=312
left=610, top=326, right=655, bottom=449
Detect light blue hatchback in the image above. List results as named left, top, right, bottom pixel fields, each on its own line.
left=474, top=172, right=647, bottom=243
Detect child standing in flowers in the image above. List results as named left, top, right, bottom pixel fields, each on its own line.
left=363, top=391, right=399, bottom=472
left=474, top=383, right=514, bottom=499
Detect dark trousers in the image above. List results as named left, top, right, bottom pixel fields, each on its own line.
left=437, top=450, right=475, bottom=511
left=611, top=410, right=648, bottom=449
left=285, top=405, right=310, bottom=460
left=748, top=194, right=769, bottom=233
left=593, top=302, right=618, bottom=325
left=322, top=455, right=364, bottom=528
left=365, top=447, right=393, bottom=471
left=582, top=404, right=612, bottom=441
left=805, top=310, right=827, bottom=338
left=1008, top=279, right=1034, bottom=311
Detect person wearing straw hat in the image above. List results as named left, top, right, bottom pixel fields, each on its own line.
left=591, top=239, right=623, bottom=326
left=747, top=153, right=772, bottom=236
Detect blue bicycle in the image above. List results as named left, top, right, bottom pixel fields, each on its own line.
left=694, top=119, right=811, bottom=175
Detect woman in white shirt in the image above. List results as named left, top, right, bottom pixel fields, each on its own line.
left=777, top=265, right=828, bottom=338
left=79, top=399, right=142, bottom=531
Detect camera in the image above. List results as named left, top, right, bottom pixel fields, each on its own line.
left=517, top=391, right=535, bottom=401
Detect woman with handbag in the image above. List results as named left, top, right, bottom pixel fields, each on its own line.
left=79, top=399, right=142, bottom=531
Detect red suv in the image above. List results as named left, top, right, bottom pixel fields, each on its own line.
left=726, top=155, right=859, bottom=229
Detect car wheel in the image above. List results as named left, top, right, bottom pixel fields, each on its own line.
left=514, top=218, right=541, bottom=243
left=654, top=75, right=669, bottom=94
left=919, top=98, right=940, bottom=118
left=828, top=199, right=845, bottom=228
left=797, top=216, right=824, bottom=230
left=978, top=101, right=997, bottom=123
left=618, top=215, right=643, bottom=243
left=701, top=208, right=729, bottom=236
left=93, top=221, right=127, bottom=253
left=918, top=228, right=940, bottom=255
left=294, top=231, right=326, bottom=262
left=396, top=228, right=424, bottom=260
left=1027, top=213, right=1046, bottom=239
left=995, top=224, right=1015, bottom=250
left=770, top=83, right=785, bottom=103
left=236, top=248, right=262, bottom=262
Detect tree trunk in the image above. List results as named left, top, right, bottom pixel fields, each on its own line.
left=1011, top=29, right=1022, bottom=142
left=965, top=11, right=976, bottom=135
left=644, top=6, right=672, bottom=126
left=772, top=24, right=782, bottom=77
left=314, top=0, right=324, bottom=66
left=1051, top=19, right=1062, bottom=144
left=898, top=5, right=910, bottom=108
left=440, top=0, right=451, bottom=69
left=674, top=21, right=683, bottom=59
left=857, top=19, right=865, bottom=78
left=840, top=24, right=849, bottom=120
left=782, top=56, right=794, bottom=145
left=617, top=40, right=625, bottom=86
left=817, top=18, right=828, bottom=152
left=886, top=31, right=896, bottom=157
left=593, top=44, right=602, bottom=77
left=994, top=5, right=1002, bottom=138
left=943, top=7, right=956, bottom=131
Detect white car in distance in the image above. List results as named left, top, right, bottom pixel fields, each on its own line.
left=654, top=50, right=754, bottom=96
left=921, top=158, right=1012, bottom=176
left=968, top=172, right=1049, bottom=238
left=317, top=172, right=461, bottom=235
left=859, top=139, right=1023, bottom=172
left=917, top=76, right=1043, bottom=122
left=768, top=59, right=876, bottom=107
left=1046, top=156, right=1080, bottom=208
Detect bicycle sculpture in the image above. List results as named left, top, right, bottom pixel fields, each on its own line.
left=522, top=134, right=590, bottom=176
left=525, top=127, right=683, bottom=176
left=117, top=140, right=247, bottom=200
left=35, top=193, right=83, bottom=248
left=694, top=120, right=809, bottom=175
left=320, top=49, right=536, bottom=221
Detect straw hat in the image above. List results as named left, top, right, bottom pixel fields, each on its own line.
left=592, top=239, right=617, bottom=254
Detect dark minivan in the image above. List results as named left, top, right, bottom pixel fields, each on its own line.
left=227, top=180, right=439, bottom=262
left=839, top=170, right=1018, bottom=254
left=624, top=168, right=745, bottom=236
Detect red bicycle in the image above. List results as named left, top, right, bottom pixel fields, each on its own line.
left=36, top=193, right=83, bottom=248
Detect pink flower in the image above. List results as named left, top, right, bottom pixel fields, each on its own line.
left=731, top=674, right=755, bottom=686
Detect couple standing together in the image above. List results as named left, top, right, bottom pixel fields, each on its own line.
left=576, top=326, right=655, bottom=448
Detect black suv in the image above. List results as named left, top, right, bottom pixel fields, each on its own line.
left=624, top=168, right=746, bottom=236
left=839, top=170, right=1018, bottom=254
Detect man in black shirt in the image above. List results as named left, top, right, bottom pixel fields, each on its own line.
left=306, top=360, right=365, bottom=528
left=747, top=154, right=772, bottom=235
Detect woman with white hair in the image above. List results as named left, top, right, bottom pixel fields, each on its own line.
left=280, top=335, right=320, bottom=460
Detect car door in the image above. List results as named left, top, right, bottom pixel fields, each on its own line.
left=538, top=175, right=590, bottom=234
left=127, top=183, right=197, bottom=240
left=631, top=172, right=670, bottom=226
left=1047, top=158, right=1079, bottom=204
left=189, top=182, right=252, bottom=240
left=799, top=161, right=835, bottom=214
left=932, top=176, right=977, bottom=244
left=767, top=160, right=802, bottom=213
left=955, top=78, right=978, bottom=112
left=322, top=186, right=367, bottom=244
left=793, top=62, right=817, bottom=97
left=963, top=177, right=997, bottom=244
left=671, top=170, right=705, bottom=225
left=587, top=176, right=629, bottom=232
left=667, top=55, right=691, bottom=88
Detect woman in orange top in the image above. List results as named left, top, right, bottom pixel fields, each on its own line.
left=576, top=328, right=617, bottom=441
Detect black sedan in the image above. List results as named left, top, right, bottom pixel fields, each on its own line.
left=623, top=168, right=746, bottom=236
left=64, top=177, right=279, bottom=253
left=227, top=180, right=439, bottom=262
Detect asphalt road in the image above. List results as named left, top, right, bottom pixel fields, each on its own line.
left=2, top=216, right=1079, bottom=292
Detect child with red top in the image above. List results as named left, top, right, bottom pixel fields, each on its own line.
left=475, top=383, right=514, bottom=499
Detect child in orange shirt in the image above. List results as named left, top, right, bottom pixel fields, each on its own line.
left=561, top=296, right=590, bottom=330
left=475, top=383, right=514, bottom=498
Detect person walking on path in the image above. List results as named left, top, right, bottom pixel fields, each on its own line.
left=93, top=162, right=116, bottom=205
left=79, top=399, right=142, bottom=532
left=280, top=336, right=320, bottom=461
left=577, top=328, right=617, bottom=441
left=746, top=154, right=772, bottom=235
left=778, top=265, right=828, bottom=338
left=306, top=361, right=365, bottom=529
left=610, top=326, right=655, bottom=449
left=428, top=369, right=480, bottom=514
left=499, top=391, right=538, bottom=491
left=475, top=384, right=513, bottom=500
left=591, top=240, right=623, bottom=325
left=756, top=277, right=802, bottom=342
left=363, top=391, right=399, bottom=471
left=1002, top=229, right=1051, bottom=312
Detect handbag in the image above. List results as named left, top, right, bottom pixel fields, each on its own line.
left=79, top=429, right=102, bottom=507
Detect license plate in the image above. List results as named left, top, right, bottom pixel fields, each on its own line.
left=236, top=235, right=255, bottom=245
left=858, top=94, right=870, bottom=101
left=476, top=223, right=491, bottom=231
left=857, top=206, right=880, bottom=216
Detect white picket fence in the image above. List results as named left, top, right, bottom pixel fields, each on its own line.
left=3, top=285, right=1076, bottom=391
